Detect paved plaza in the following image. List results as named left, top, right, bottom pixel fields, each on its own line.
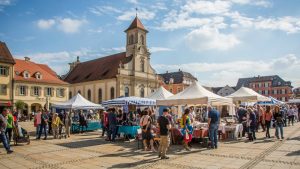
left=0, top=122, right=299, bottom=169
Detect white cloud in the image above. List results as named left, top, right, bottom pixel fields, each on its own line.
left=37, top=19, right=56, bottom=29
left=183, top=0, right=232, bottom=15
left=36, top=18, right=87, bottom=33
left=117, top=8, right=155, bottom=21
left=57, top=18, right=87, bottom=33
left=185, top=27, right=240, bottom=50
left=89, top=6, right=122, bottom=16
left=88, top=27, right=102, bottom=33
left=126, top=0, right=138, bottom=4
left=0, top=0, right=11, bottom=5
left=230, top=0, right=271, bottom=7
left=153, top=54, right=300, bottom=87
left=149, top=47, right=173, bottom=53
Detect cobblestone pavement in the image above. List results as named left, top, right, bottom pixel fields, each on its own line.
left=0, top=122, right=299, bottom=169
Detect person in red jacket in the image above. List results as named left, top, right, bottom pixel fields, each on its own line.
left=102, top=111, right=109, bottom=138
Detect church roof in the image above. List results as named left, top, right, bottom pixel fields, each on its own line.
left=64, top=52, right=133, bottom=84
left=125, top=16, right=148, bottom=32
left=0, top=41, right=15, bottom=64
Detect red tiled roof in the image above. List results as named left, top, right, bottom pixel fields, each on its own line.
left=125, top=16, right=148, bottom=32
left=0, top=41, right=15, bottom=64
left=64, top=52, right=132, bottom=84
left=14, top=59, right=68, bottom=85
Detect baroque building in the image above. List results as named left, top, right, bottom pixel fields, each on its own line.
left=0, top=41, right=15, bottom=113
left=64, top=17, right=159, bottom=103
left=236, top=75, right=293, bottom=101
left=158, top=70, right=198, bottom=94
left=14, top=57, right=69, bottom=116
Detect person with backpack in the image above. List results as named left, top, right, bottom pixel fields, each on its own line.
left=5, top=109, right=14, bottom=143
left=0, top=109, right=13, bottom=154
left=274, top=106, right=284, bottom=140
left=140, top=110, right=155, bottom=151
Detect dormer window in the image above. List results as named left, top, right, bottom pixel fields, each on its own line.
left=35, top=72, right=42, bottom=79
left=169, top=78, right=174, bottom=84
left=23, top=71, right=30, bottom=78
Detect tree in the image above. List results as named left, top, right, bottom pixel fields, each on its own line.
left=15, top=100, right=25, bottom=113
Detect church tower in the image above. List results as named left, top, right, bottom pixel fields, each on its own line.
left=125, top=16, right=149, bottom=73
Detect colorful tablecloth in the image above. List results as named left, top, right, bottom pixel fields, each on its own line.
left=117, top=125, right=140, bottom=138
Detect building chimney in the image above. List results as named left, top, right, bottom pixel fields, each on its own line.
left=166, top=71, right=168, bottom=73
left=24, top=56, right=30, bottom=61
left=179, top=69, right=181, bottom=72
left=76, top=56, right=80, bottom=62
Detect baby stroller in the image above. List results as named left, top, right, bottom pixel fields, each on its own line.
left=59, top=125, right=67, bottom=139
left=13, top=125, right=30, bottom=145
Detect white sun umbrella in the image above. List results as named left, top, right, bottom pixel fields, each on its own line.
left=226, top=87, right=271, bottom=102
left=147, top=86, right=173, bottom=100
left=157, top=82, right=232, bottom=106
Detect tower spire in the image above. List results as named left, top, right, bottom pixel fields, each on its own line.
left=135, top=7, right=138, bottom=17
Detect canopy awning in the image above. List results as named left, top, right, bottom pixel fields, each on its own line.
left=147, top=86, right=173, bottom=100
left=52, top=93, right=104, bottom=109
left=157, top=82, right=232, bottom=106
left=102, top=96, right=156, bottom=107
left=257, top=96, right=285, bottom=105
left=288, top=98, right=300, bottom=104
left=226, top=87, right=271, bottom=102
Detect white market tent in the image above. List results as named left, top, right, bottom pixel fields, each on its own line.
left=288, top=98, right=300, bottom=104
left=157, top=82, right=233, bottom=106
left=147, top=86, right=173, bottom=100
left=102, top=96, right=156, bottom=107
left=226, top=87, right=271, bottom=102
left=257, top=96, right=285, bottom=105
left=52, top=93, right=104, bottom=109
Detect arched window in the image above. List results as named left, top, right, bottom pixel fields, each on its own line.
left=141, top=60, right=145, bottom=72
left=69, top=91, right=72, bottom=99
left=87, top=89, right=91, bottom=101
left=98, top=88, right=102, bottom=103
left=140, top=35, right=144, bottom=45
left=140, top=87, right=144, bottom=97
left=125, top=87, right=129, bottom=97
left=110, top=87, right=115, bottom=99
left=78, top=90, right=81, bottom=94
left=129, top=34, right=134, bottom=44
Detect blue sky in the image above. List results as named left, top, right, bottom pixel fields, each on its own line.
left=0, top=0, right=300, bottom=88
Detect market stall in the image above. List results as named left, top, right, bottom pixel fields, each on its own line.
left=157, top=82, right=237, bottom=143
left=52, top=93, right=104, bottom=133
left=257, top=96, right=286, bottom=105
left=147, top=86, right=173, bottom=116
left=226, top=87, right=271, bottom=103
left=102, top=96, right=156, bottom=138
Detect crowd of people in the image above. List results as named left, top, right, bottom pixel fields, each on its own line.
left=237, top=104, right=299, bottom=141
left=1, top=103, right=299, bottom=159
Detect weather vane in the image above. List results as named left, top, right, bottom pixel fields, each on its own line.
left=135, top=7, right=138, bottom=17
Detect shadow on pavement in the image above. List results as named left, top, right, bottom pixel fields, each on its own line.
left=286, top=150, right=300, bottom=156
left=286, top=136, right=300, bottom=141
left=56, top=138, right=112, bottom=148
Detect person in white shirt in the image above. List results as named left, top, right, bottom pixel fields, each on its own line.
left=287, top=106, right=294, bottom=126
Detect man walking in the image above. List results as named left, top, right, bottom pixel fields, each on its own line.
left=107, top=108, right=117, bottom=142
left=37, top=110, right=49, bottom=140
left=157, top=108, right=171, bottom=159
left=0, top=109, right=13, bottom=154
left=208, top=106, right=220, bottom=149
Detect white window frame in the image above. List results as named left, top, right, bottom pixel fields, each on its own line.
left=20, top=86, right=26, bottom=96
left=0, top=84, right=7, bottom=95
left=46, top=87, right=52, bottom=96
left=57, top=88, right=64, bottom=97
left=0, top=66, right=8, bottom=76
left=34, top=86, right=39, bottom=96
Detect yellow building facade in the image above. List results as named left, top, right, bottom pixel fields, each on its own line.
left=0, top=41, right=15, bottom=112
left=13, top=57, right=69, bottom=116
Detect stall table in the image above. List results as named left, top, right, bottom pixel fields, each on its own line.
left=117, top=125, right=140, bottom=138
left=71, top=121, right=101, bottom=133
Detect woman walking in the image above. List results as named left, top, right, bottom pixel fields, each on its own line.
left=180, top=109, right=193, bottom=151
left=274, top=106, right=284, bottom=140
left=52, top=113, right=64, bottom=139
left=264, top=106, right=273, bottom=139
left=139, top=110, right=155, bottom=152
left=247, top=108, right=257, bottom=141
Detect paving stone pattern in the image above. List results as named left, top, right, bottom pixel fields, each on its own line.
left=0, top=122, right=299, bottom=169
